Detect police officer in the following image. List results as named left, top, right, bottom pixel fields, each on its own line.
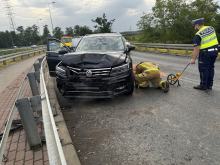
left=190, top=18, right=219, bottom=90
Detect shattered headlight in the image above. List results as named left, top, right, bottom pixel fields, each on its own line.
left=56, top=62, right=67, bottom=77
left=110, top=63, right=130, bottom=76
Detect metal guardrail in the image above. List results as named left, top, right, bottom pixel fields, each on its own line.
left=0, top=58, right=44, bottom=164
left=0, top=47, right=30, bottom=54
left=0, top=48, right=46, bottom=66
left=0, top=75, right=27, bottom=165
left=0, top=48, right=67, bottom=164
left=40, top=57, right=67, bottom=165
left=0, top=48, right=44, bottom=60
left=0, top=46, right=45, bottom=55
left=133, top=43, right=193, bottom=50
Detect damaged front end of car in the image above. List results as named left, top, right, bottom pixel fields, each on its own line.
left=56, top=53, right=134, bottom=99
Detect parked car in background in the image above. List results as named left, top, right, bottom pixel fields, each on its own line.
left=47, top=33, right=135, bottom=98
left=31, top=45, right=37, bottom=48
left=61, top=35, right=73, bottom=48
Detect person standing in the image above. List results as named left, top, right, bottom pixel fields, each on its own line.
left=190, top=18, right=219, bottom=90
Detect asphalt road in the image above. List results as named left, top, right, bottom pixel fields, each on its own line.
left=60, top=51, right=220, bottom=165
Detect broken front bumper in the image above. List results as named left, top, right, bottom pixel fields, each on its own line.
left=56, top=71, right=132, bottom=99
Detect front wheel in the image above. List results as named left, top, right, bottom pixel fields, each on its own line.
left=124, top=73, right=134, bottom=95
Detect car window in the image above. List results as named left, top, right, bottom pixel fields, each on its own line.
left=48, top=40, right=61, bottom=51
left=76, top=36, right=125, bottom=52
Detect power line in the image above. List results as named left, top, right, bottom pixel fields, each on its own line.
left=1, top=0, right=16, bottom=46
left=2, top=0, right=16, bottom=32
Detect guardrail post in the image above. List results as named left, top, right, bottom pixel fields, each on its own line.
left=34, top=63, right=40, bottom=72
left=34, top=71, right=40, bottom=83
left=15, top=98, right=42, bottom=150
left=27, top=72, right=39, bottom=96
left=30, top=95, right=42, bottom=114
left=38, top=57, right=43, bottom=64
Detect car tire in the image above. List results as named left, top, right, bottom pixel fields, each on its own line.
left=124, top=73, right=134, bottom=95
left=55, top=84, right=72, bottom=109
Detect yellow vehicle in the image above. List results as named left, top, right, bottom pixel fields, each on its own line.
left=61, top=35, right=73, bottom=47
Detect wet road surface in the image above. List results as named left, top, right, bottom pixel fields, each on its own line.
left=59, top=51, right=220, bottom=165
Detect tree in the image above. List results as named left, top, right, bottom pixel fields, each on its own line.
left=31, top=24, right=40, bottom=44
left=0, top=31, right=12, bottom=48
left=137, top=0, right=219, bottom=43
left=73, top=25, right=93, bottom=36
left=137, top=13, right=160, bottom=42
left=215, top=13, right=220, bottom=37
left=16, top=26, right=25, bottom=46
left=53, top=27, right=64, bottom=39
left=65, top=27, right=74, bottom=36
left=92, top=13, right=115, bottom=33
left=23, top=27, right=33, bottom=45
left=42, top=25, right=50, bottom=44
left=17, top=26, right=24, bottom=34
left=191, top=0, right=219, bottom=22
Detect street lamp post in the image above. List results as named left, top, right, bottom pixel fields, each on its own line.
left=37, top=18, right=42, bottom=35
left=48, top=1, right=56, bottom=35
left=37, top=18, right=43, bottom=44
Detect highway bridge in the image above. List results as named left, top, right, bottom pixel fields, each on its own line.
left=0, top=47, right=219, bottom=165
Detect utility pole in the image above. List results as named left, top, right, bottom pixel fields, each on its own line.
left=48, top=1, right=56, bottom=35
left=37, top=18, right=43, bottom=44
left=3, top=0, right=16, bottom=46
left=37, top=18, right=43, bottom=35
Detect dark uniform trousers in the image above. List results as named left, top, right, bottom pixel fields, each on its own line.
left=198, top=49, right=218, bottom=88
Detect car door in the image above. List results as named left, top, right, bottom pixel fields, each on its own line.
left=46, top=38, right=68, bottom=76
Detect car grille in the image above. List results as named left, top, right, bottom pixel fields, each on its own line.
left=67, top=66, right=111, bottom=78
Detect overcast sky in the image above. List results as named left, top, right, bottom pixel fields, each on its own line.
left=0, top=0, right=220, bottom=34
left=0, top=0, right=155, bottom=33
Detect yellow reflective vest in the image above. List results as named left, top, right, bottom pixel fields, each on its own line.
left=196, top=26, right=219, bottom=50
left=136, top=62, right=159, bottom=71
left=135, top=62, right=160, bottom=80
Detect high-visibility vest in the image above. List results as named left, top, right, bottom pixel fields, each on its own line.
left=196, top=26, right=219, bottom=50
left=135, top=62, right=160, bottom=81
left=137, top=62, right=160, bottom=71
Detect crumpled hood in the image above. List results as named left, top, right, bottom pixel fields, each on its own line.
left=60, top=52, right=126, bottom=69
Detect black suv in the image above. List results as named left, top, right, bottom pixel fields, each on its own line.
left=46, top=33, right=135, bottom=98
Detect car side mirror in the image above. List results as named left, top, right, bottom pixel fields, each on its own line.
left=126, top=45, right=135, bottom=52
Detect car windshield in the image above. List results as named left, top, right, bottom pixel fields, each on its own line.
left=75, top=36, right=124, bottom=52
left=72, top=37, right=82, bottom=47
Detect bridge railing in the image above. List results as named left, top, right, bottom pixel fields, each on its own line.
left=0, top=46, right=45, bottom=56
left=0, top=48, right=46, bottom=66
left=0, top=50, right=67, bottom=164
left=40, top=57, right=67, bottom=165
